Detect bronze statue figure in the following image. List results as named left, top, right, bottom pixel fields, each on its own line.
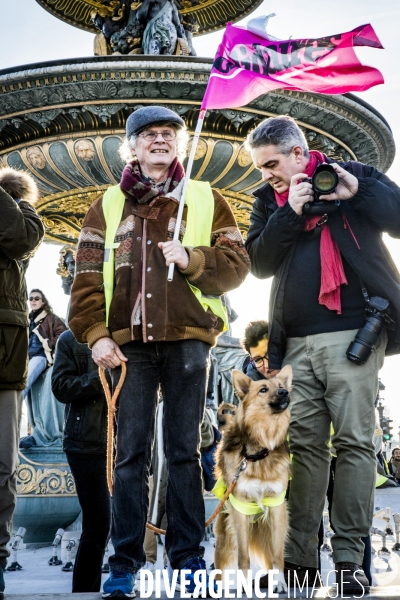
left=137, top=0, right=186, bottom=55
left=57, top=245, right=76, bottom=296
left=92, top=0, right=196, bottom=56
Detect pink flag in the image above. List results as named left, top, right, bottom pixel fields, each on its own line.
left=201, top=22, right=384, bottom=110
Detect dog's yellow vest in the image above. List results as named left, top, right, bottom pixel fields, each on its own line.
left=102, top=181, right=228, bottom=328
left=213, top=477, right=286, bottom=519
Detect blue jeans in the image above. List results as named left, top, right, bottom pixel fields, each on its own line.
left=108, top=339, right=210, bottom=574
left=24, top=356, right=47, bottom=398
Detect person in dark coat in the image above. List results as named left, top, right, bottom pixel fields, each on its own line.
left=245, top=115, right=400, bottom=593
left=52, top=329, right=111, bottom=593
left=0, top=168, right=44, bottom=599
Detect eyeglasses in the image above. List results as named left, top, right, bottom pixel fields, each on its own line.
left=29, top=296, right=42, bottom=301
left=250, top=354, right=268, bottom=369
left=139, top=130, right=176, bottom=142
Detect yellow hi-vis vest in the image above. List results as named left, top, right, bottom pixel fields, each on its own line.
left=213, top=477, right=286, bottom=521
left=376, top=473, right=387, bottom=488
left=102, top=181, right=228, bottom=329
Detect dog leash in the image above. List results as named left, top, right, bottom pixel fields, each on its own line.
left=99, top=362, right=127, bottom=495
left=99, top=366, right=248, bottom=534
left=146, top=458, right=249, bottom=535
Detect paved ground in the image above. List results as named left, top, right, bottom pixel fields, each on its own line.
left=6, top=587, right=400, bottom=599
left=4, top=489, right=400, bottom=598
left=4, top=536, right=400, bottom=598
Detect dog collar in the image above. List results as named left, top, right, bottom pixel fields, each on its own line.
left=242, top=446, right=269, bottom=462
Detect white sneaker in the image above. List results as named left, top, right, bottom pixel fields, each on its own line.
left=137, top=561, right=155, bottom=579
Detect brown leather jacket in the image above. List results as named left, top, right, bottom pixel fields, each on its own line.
left=69, top=188, right=249, bottom=348
left=31, top=310, right=67, bottom=365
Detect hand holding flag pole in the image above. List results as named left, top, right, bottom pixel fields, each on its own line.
left=167, top=109, right=206, bottom=281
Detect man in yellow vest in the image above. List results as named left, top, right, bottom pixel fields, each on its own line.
left=69, top=106, right=249, bottom=598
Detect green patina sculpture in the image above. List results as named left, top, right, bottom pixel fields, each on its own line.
left=92, top=0, right=196, bottom=55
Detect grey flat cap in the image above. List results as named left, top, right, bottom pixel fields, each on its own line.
left=126, top=106, right=185, bottom=138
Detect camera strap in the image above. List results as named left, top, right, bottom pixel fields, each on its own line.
left=356, top=275, right=369, bottom=303
left=360, top=284, right=370, bottom=303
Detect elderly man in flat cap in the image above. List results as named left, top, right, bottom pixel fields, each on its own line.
left=69, top=106, right=249, bottom=598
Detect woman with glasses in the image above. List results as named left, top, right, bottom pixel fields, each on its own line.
left=24, top=289, right=67, bottom=399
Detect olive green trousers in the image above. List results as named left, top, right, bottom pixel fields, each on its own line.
left=0, top=389, right=22, bottom=569
left=283, top=328, right=386, bottom=567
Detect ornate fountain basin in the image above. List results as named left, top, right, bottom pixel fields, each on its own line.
left=0, top=55, right=394, bottom=244
left=14, top=448, right=80, bottom=543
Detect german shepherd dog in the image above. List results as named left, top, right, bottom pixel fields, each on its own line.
left=213, top=366, right=292, bottom=592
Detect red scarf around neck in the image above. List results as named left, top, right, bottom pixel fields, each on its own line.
left=274, top=150, right=347, bottom=313
left=120, top=156, right=185, bottom=204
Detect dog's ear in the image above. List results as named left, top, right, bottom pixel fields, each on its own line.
left=232, top=370, right=251, bottom=399
left=276, top=365, right=293, bottom=391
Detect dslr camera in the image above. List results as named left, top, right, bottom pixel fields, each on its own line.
left=346, top=296, right=392, bottom=365
left=303, top=164, right=339, bottom=216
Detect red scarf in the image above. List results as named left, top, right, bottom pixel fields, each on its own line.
left=274, top=151, right=347, bottom=313
left=120, top=156, right=185, bottom=204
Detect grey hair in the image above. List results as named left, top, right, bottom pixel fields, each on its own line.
left=245, top=115, right=309, bottom=157
left=119, top=121, right=189, bottom=163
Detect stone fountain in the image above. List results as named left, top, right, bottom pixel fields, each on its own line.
left=0, top=0, right=395, bottom=541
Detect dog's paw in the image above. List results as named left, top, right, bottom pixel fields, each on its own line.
left=273, top=570, right=287, bottom=593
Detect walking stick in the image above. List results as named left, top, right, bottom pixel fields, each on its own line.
left=167, top=109, right=206, bottom=282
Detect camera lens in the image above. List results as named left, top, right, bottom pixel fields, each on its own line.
left=346, top=315, right=385, bottom=365
left=312, top=164, right=338, bottom=195
left=314, top=171, right=336, bottom=192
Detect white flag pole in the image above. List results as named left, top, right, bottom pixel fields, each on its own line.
left=168, top=109, right=206, bottom=282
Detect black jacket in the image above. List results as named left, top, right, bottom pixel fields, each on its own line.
left=245, top=159, right=400, bottom=369
left=51, top=329, right=107, bottom=454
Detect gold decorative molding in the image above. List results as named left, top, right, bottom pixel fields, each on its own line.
left=217, top=188, right=253, bottom=239
left=34, top=0, right=264, bottom=35
left=36, top=185, right=108, bottom=243
left=16, top=463, right=76, bottom=496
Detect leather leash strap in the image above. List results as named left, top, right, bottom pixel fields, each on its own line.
left=99, top=362, right=127, bottom=496
left=99, top=367, right=249, bottom=534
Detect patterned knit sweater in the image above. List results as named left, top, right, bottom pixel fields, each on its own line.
left=69, top=188, right=250, bottom=348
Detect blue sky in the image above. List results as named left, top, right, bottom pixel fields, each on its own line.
left=1, top=0, right=400, bottom=431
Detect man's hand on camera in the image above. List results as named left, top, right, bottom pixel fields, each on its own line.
left=319, top=163, right=359, bottom=201
left=92, top=337, right=128, bottom=369
left=288, top=173, right=314, bottom=215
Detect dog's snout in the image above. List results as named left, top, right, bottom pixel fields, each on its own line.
left=270, top=388, right=290, bottom=413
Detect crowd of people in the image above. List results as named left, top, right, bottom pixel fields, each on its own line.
left=0, top=105, right=400, bottom=600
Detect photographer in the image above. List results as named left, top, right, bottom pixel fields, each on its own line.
left=0, top=168, right=44, bottom=598
left=245, top=115, right=400, bottom=594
